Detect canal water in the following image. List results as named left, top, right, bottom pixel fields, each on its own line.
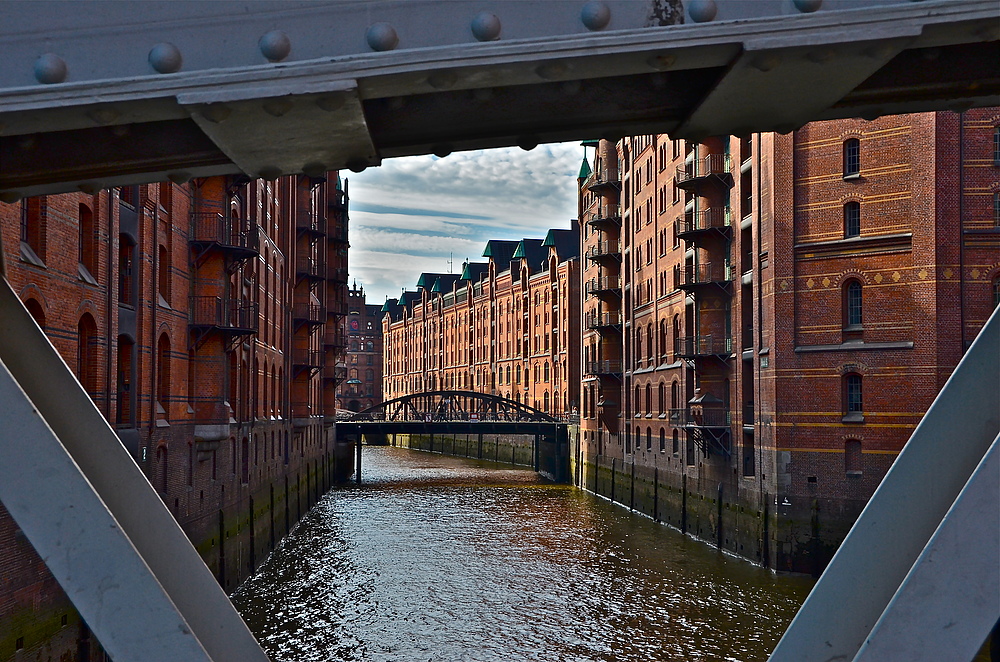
left=232, top=447, right=813, bottom=662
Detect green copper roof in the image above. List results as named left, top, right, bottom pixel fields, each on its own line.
left=512, top=240, right=526, bottom=259
left=578, top=157, right=593, bottom=179
left=580, top=139, right=600, bottom=147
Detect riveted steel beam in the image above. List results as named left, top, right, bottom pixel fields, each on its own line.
left=0, top=0, right=997, bottom=199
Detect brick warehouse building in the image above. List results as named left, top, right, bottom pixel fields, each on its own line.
left=578, top=109, right=1000, bottom=574
left=336, top=282, right=384, bottom=413
left=0, top=173, right=351, bottom=661
left=383, top=224, right=581, bottom=418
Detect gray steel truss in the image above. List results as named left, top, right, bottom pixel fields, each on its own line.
left=0, top=0, right=997, bottom=198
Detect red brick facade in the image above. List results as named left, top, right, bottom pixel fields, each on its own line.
left=0, top=173, right=351, bottom=660
left=336, top=284, right=384, bottom=413
left=578, top=110, right=1000, bottom=573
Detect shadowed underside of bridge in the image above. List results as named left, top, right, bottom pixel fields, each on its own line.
left=0, top=0, right=998, bottom=199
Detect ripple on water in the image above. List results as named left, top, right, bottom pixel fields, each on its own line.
left=232, top=447, right=811, bottom=662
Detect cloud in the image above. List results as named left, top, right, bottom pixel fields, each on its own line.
left=344, top=141, right=584, bottom=302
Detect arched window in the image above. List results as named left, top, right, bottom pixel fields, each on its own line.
left=671, top=380, right=679, bottom=410
left=672, top=430, right=679, bottom=455
left=659, top=320, right=668, bottom=361
left=844, top=201, right=860, bottom=238
left=844, top=373, right=863, bottom=422
left=645, top=383, right=652, bottom=414
left=156, top=332, right=170, bottom=408
left=843, top=138, right=860, bottom=178
left=24, top=298, right=45, bottom=329
left=646, top=427, right=652, bottom=451
left=672, top=315, right=680, bottom=358
left=845, top=280, right=863, bottom=328
left=659, top=428, right=666, bottom=453
left=658, top=383, right=666, bottom=412
left=845, top=439, right=863, bottom=475
left=158, top=244, right=171, bottom=304
left=635, top=327, right=643, bottom=364
left=78, top=203, right=96, bottom=279
left=634, top=426, right=641, bottom=453
left=543, top=362, right=550, bottom=382
left=993, top=276, right=1000, bottom=308
left=543, top=391, right=549, bottom=412
left=647, top=325, right=654, bottom=362
left=77, top=314, right=98, bottom=396
left=634, top=385, right=641, bottom=415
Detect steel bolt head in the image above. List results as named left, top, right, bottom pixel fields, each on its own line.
left=581, top=2, right=611, bottom=31
left=259, top=30, right=292, bottom=62
left=366, top=23, right=399, bottom=52
left=35, top=53, right=67, bottom=84
left=471, top=12, right=501, bottom=41
left=688, top=0, right=717, bottom=23
left=793, top=0, right=823, bottom=12
left=148, top=42, right=182, bottom=74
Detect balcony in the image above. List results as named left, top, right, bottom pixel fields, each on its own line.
left=666, top=408, right=732, bottom=428
left=676, top=207, right=732, bottom=238
left=675, top=335, right=732, bottom=358
left=296, top=255, right=326, bottom=281
left=587, top=167, right=621, bottom=193
left=296, top=212, right=326, bottom=236
left=674, top=262, right=732, bottom=290
left=587, top=203, right=621, bottom=228
left=327, top=300, right=349, bottom=317
left=292, top=302, right=325, bottom=326
left=328, top=266, right=349, bottom=283
left=292, top=348, right=324, bottom=372
left=324, top=326, right=346, bottom=350
left=189, top=296, right=258, bottom=335
left=585, top=360, right=623, bottom=377
left=585, top=276, right=621, bottom=297
left=585, top=311, right=622, bottom=330
left=328, top=224, right=349, bottom=244
left=675, top=153, right=733, bottom=190
left=586, top=240, right=621, bottom=263
left=189, top=212, right=258, bottom=259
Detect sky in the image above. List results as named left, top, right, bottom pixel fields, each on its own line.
left=344, top=142, right=585, bottom=304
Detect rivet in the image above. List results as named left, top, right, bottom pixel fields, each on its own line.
left=262, top=98, right=293, bottom=117
left=432, top=145, right=452, bottom=158
left=78, top=182, right=101, bottom=194
left=647, top=54, right=676, bottom=71
left=428, top=71, right=458, bottom=89
left=472, top=88, right=494, bottom=101
left=167, top=172, right=191, bottom=184
left=201, top=104, right=232, bottom=123
left=536, top=62, right=568, bottom=80
left=258, top=167, right=282, bottom=181
left=793, top=0, right=823, bottom=13
left=317, top=95, right=346, bottom=112
left=259, top=30, right=291, bottom=62
left=366, top=23, right=399, bottom=52
left=87, top=108, right=119, bottom=125
left=347, top=159, right=368, bottom=173
left=471, top=12, right=501, bottom=41
left=148, top=42, right=182, bottom=74
left=518, top=137, right=538, bottom=151
left=561, top=80, right=582, bottom=95
left=688, top=0, right=717, bottom=23
left=751, top=55, right=780, bottom=72
left=581, top=2, right=611, bottom=31
left=0, top=191, right=24, bottom=204
left=302, top=162, right=327, bottom=178
left=35, top=53, right=67, bottom=84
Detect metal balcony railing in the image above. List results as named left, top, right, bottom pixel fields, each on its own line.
left=675, top=335, right=732, bottom=357
left=676, top=207, right=731, bottom=235
left=189, top=212, right=259, bottom=254
left=585, top=276, right=621, bottom=296
left=588, top=167, right=621, bottom=191
left=292, top=348, right=324, bottom=369
left=675, top=153, right=733, bottom=186
left=295, top=255, right=326, bottom=279
left=295, top=212, right=326, bottom=235
left=585, top=360, right=623, bottom=376
left=324, top=327, right=346, bottom=349
left=675, top=262, right=732, bottom=288
left=292, top=303, right=324, bottom=324
left=327, top=300, right=349, bottom=316
left=585, top=311, right=622, bottom=329
left=586, top=240, right=621, bottom=261
left=587, top=203, right=621, bottom=226
left=667, top=408, right=732, bottom=427
left=328, top=266, right=349, bottom=283
left=189, top=296, right=258, bottom=333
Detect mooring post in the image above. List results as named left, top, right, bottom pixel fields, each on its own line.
left=354, top=433, right=362, bottom=485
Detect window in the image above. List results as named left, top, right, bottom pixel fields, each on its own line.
left=993, top=276, right=1000, bottom=308
left=672, top=430, right=679, bottom=456
left=77, top=314, right=98, bottom=396
left=845, top=280, right=863, bottom=328
left=843, top=138, right=860, bottom=178
left=844, top=201, right=860, bottom=238
left=994, top=126, right=1000, bottom=165
left=19, top=198, right=45, bottom=265
left=994, top=192, right=1000, bottom=227
left=845, top=439, right=863, bottom=475
left=646, top=427, right=652, bottom=451
left=79, top=203, right=97, bottom=281
left=156, top=332, right=171, bottom=410
left=645, top=384, right=651, bottom=415
left=686, top=435, right=695, bottom=465
left=659, top=429, right=666, bottom=453
left=116, top=335, right=134, bottom=427
left=844, top=373, right=863, bottom=422
left=742, top=432, right=755, bottom=476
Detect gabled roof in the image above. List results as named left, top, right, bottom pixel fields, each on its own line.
left=460, top=261, right=489, bottom=282
left=398, top=290, right=422, bottom=308
left=431, top=274, right=462, bottom=293
left=542, top=228, right=580, bottom=260
left=578, top=156, right=593, bottom=179
left=416, top=272, right=451, bottom=290
left=380, top=297, right=398, bottom=313
left=482, top=239, right=520, bottom=265
left=512, top=238, right=547, bottom=274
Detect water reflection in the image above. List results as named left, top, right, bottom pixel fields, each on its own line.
left=233, top=447, right=811, bottom=661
